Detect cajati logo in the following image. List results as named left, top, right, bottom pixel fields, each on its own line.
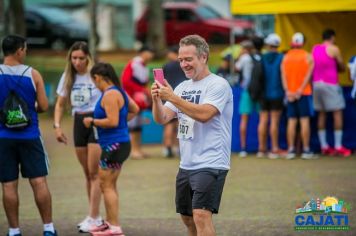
left=294, top=196, right=351, bottom=231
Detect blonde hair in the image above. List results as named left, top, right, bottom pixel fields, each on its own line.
left=63, top=41, right=93, bottom=104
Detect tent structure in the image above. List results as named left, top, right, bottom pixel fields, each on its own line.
left=229, top=0, right=356, bottom=152
left=231, top=0, right=356, bottom=85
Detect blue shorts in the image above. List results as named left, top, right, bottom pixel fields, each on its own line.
left=0, top=137, right=49, bottom=183
left=239, top=89, right=260, bottom=114
left=287, top=95, right=314, bottom=118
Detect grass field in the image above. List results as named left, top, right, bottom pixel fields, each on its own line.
left=1, top=116, right=355, bottom=236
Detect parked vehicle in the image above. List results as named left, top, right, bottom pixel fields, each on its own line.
left=136, top=2, right=254, bottom=45
left=25, top=5, right=89, bottom=50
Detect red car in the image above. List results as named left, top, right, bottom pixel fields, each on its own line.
left=136, top=2, right=254, bottom=45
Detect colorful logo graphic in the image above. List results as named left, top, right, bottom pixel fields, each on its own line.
left=295, top=196, right=351, bottom=231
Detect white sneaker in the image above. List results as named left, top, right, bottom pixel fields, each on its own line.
left=78, top=216, right=104, bottom=233
left=239, top=151, right=247, bottom=158
left=286, top=151, right=296, bottom=160
left=268, top=151, right=280, bottom=159
left=77, top=216, right=91, bottom=228
left=301, top=151, right=318, bottom=160
left=256, top=151, right=266, bottom=158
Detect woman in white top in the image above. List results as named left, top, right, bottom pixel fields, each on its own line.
left=53, top=41, right=103, bottom=232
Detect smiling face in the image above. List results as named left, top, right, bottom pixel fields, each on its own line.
left=178, top=45, right=208, bottom=81
left=71, top=49, right=88, bottom=74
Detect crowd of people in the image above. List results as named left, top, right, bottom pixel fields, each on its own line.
left=1, top=27, right=355, bottom=236
left=232, top=28, right=353, bottom=160
left=0, top=34, right=232, bottom=236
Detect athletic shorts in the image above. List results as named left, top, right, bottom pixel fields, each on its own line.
left=0, top=138, right=49, bottom=182
left=74, top=112, right=97, bottom=147
left=313, top=82, right=345, bottom=111
left=175, top=168, right=228, bottom=216
left=239, top=89, right=260, bottom=114
left=260, top=98, right=284, bottom=111
left=287, top=96, right=314, bottom=118
left=99, top=142, right=131, bottom=169
left=128, top=113, right=143, bottom=132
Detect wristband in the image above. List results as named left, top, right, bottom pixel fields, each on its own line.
left=91, top=119, right=95, bottom=127
left=53, top=123, right=60, bottom=129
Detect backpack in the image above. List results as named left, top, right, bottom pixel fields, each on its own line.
left=0, top=66, right=32, bottom=130
left=247, top=53, right=265, bottom=102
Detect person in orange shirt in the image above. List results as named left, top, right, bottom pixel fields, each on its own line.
left=281, top=32, right=315, bottom=160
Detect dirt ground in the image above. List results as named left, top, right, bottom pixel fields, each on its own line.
left=0, top=116, right=356, bottom=236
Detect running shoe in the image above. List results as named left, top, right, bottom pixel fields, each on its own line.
left=79, top=217, right=105, bottom=233
left=321, top=147, right=335, bottom=156
left=91, top=225, right=124, bottom=236
left=43, top=230, right=57, bottom=236
left=286, top=150, right=296, bottom=160
left=335, top=146, right=352, bottom=157
left=256, top=151, right=267, bottom=158
left=77, top=216, right=91, bottom=228
left=239, top=150, right=247, bottom=158
left=89, top=222, right=109, bottom=233
left=301, top=151, right=317, bottom=160
left=268, top=150, right=287, bottom=159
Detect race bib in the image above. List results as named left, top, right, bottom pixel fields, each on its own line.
left=70, top=87, right=91, bottom=107
left=177, top=115, right=195, bottom=140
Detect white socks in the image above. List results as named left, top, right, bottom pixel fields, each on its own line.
left=44, top=223, right=55, bottom=233
left=334, top=130, right=343, bottom=149
left=9, top=224, right=55, bottom=235
left=318, top=130, right=328, bottom=148
left=318, top=129, right=343, bottom=149
left=8, top=228, right=21, bottom=236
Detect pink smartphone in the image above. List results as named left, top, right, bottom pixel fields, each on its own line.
left=153, top=68, right=165, bottom=84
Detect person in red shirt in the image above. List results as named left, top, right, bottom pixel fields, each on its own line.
left=121, top=46, right=154, bottom=159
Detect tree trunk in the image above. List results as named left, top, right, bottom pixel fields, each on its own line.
left=7, top=0, right=25, bottom=36
left=89, top=0, right=98, bottom=62
left=147, top=0, right=166, bottom=58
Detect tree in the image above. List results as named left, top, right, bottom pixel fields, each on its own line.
left=146, top=0, right=166, bottom=58
left=5, top=0, right=25, bottom=36
left=89, top=0, right=99, bottom=61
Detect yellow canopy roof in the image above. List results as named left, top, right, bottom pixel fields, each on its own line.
left=231, top=0, right=356, bottom=14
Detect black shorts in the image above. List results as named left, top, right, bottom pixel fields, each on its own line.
left=260, top=98, right=284, bottom=111
left=0, top=138, right=49, bottom=183
left=175, top=168, right=228, bottom=216
left=100, top=142, right=131, bottom=170
left=73, top=112, right=97, bottom=147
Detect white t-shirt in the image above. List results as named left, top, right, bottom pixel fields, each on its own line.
left=165, top=73, right=233, bottom=170
left=235, top=53, right=253, bottom=89
left=56, top=73, right=101, bottom=114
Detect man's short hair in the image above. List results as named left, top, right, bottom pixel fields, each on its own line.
left=322, top=29, right=336, bottom=40
left=138, top=45, right=155, bottom=53
left=1, top=35, right=26, bottom=56
left=179, top=35, right=209, bottom=59
left=251, top=36, right=264, bottom=51
left=167, top=45, right=179, bottom=54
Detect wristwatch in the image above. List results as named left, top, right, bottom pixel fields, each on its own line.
left=53, top=123, right=60, bottom=129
